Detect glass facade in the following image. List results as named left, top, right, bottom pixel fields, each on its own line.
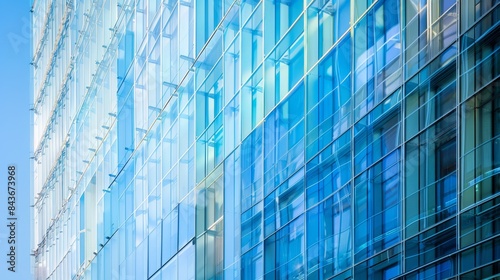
left=31, top=0, right=500, bottom=279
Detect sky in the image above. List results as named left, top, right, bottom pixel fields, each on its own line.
left=0, top=0, right=32, bottom=279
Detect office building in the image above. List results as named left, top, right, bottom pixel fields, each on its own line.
left=31, top=0, right=500, bottom=279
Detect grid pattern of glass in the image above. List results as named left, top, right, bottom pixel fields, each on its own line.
left=31, top=0, right=500, bottom=279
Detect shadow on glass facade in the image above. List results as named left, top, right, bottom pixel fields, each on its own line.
left=31, top=0, right=500, bottom=279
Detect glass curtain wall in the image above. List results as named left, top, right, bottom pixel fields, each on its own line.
left=31, top=0, right=500, bottom=279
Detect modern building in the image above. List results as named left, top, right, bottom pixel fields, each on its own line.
left=31, top=0, right=500, bottom=279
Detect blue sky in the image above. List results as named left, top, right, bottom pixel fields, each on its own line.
left=0, top=0, right=32, bottom=279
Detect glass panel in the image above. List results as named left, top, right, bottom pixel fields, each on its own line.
left=354, top=150, right=401, bottom=262
left=405, top=218, right=457, bottom=271
left=306, top=185, right=352, bottom=278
